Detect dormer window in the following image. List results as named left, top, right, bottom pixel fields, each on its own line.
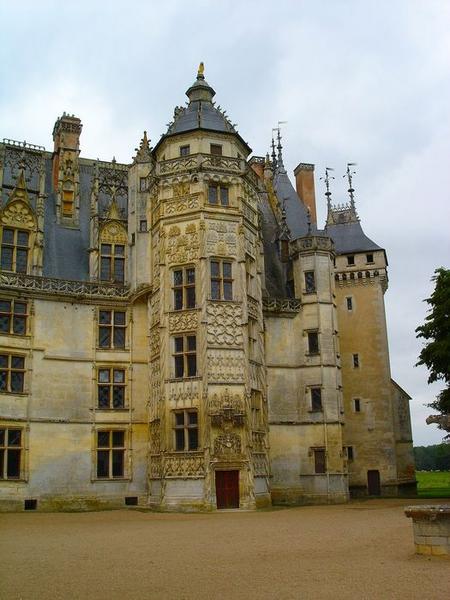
left=1, top=229, right=29, bottom=273
left=100, top=244, right=125, bottom=284
left=210, top=144, right=222, bottom=156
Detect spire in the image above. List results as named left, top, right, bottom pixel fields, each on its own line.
left=134, top=130, right=152, bottom=163
left=279, top=200, right=291, bottom=241
left=344, top=162, right=357, bottom=212
left=320, top=167, right=335, bottom=216
left=276, top=128, right=284, bottom=171
left=186, top=62, right=216, bottom=103
left=271, top=137, right=277, bottom=171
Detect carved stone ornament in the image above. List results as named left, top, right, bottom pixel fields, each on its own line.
left=166, top=223, right=199, bottom=265
left=214, top=432, right=242, bottom=456
left=168, top=310, right=198, bottom=333
left=206, top=221, right=237, bottom=256
left=100, top=221, right=128, bottom=244
left=207, top=350, right=244, bottom=383
left=209, top=388, right=245, bottom=428
left=206, top=303, right=243, bottom=347
left=164, top=452, right=205, bottom=478
left=1, top=200, right=35, bottom=229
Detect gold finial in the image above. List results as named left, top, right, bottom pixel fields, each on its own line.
left=197, top=62, right=205, bottom=78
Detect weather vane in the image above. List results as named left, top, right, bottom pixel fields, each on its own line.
left=320, top=167, right=335, bottom=210
left=344, top=163, right=357, bottom=209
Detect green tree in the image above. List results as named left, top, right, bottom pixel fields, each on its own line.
left=416, top=267, right=450, bottom=437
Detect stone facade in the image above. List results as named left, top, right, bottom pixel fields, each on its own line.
left=0, top=67, right=415, bottom=511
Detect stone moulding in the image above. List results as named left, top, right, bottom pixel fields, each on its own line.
left=262, top=297, right=301, bottom=315
left=0, top=272, right=129, bottom=300
left=405, top=504, right=450, bottom=558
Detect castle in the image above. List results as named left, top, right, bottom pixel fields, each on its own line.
left=0, top=66, right=415, bottom=511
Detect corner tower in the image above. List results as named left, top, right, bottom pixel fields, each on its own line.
left=142, top=65, right=269, bottom=510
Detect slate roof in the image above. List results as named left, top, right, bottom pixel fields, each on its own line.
left=326, top=220, right=382, bottom=254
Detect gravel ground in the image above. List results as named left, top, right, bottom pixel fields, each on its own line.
left=0, top=498, right=449, bottom=600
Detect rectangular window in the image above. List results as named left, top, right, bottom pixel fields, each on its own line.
left=1, top=228, right=29, bottom=273
left=139, top=177, right=147, bottom=192
left=346, top=297, right=353, bottom=311
left=245, top=255, right=256, bottom=297
left=62, top=189, right=74, bottom=216
left=353, top=353, right=359, bottom=368
left=210, top=260, right=233, bottom=300
left=173, top=335, right=197, bottom=378
left=346, top=446, right=354, bottom=461
left=307, top=331, right=319, bottom=355
left=100, top=244, right=125, bottom=284
left=0, top=428, right=22, bottom=479
left=347, top=255, right=355, bottom=266
left=0, top=354, right=25, bottom=393
left=248, top=318, right=257, bottom=360
left=139, top=220, right=147, bottom=232
left=97, top=368, right=126, bottom=409
left=0, top=299, right=28, bottom=335
left=96, top=430, right=125, bottom=478
left=173, top=410, right=198, bottom=451
left=354, top=398, right=361, bottom=412
left=304, top=271, right=316, bottom=293
left=210, top=144, right=222, bottom=156
left=180, top=145, right=190, bottom=156
left=311, top=388, right=322, bottom=412
left=314, top=448, right=326, bottom=474
left=98, top=310, right=126, bottom=349
left=173, top=267, right=196, bottom=310
left=366, top=253, right=374, bottom=264
left=208, top=185, right=229, bottom=206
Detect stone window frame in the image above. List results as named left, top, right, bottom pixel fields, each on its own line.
left=352, top=353, right=360, bottom=368
left=210, top=258, right=233, bottom=301
left=0, top=298, right=29, bottom=336
left=304, top=270, right=316, bottom=294
left=179, top=144, right=191, bottom=157
left=98, top=308, right=127, bottom=350
left=208, top=184, right=229, bottom=207
left=0, top=353, right=26, bottom=394
left=0, top=227, right=31, bottom=274
left=97, top=366, right=127, bottom=410
left=210, top=144, right=223, bottom=156
left=100, top=242, right=126, bottom=284
left=312, top=447, right=327, bottom=474
left=353, top=398, right=362, bottom=413
left=173, top=334, right=197, bottom=379
left=172, top=409, right=199, bottom=452
left=347, top=255, right=355, bottom=266
left=306, top=330, right=320, bottom=356
left=346, top=296, right=353, bottom=311
left=0, top=426, right=23, bottom=480
left=94, top=428, right=128, bottom=480
left=309, top=387, right=323, bottom=412
left=172, top=265, right=196, bottom=311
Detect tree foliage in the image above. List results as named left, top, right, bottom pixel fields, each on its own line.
left=414, top=444, right=450, bottom=471
left=416, top=268, right=450, bottom=430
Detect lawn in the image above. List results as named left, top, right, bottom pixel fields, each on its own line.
left=416, top=470, right=450, bottom=498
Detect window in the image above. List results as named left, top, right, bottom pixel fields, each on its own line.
left=346, top=297, right=353, bottom=311
left=311, top=388, right=322, bottom=412
left=354, top=398, right=361, bottom=412
left=307, top=331, right=319, bottom=355
left=248, top=318, right=257, bottom=360
left=180, top=145, right=190, bottom=156
left=98, top=310, right=126, bottom=349
left=173, top=267, right=195, bottom=310
left=139, top=177, right=147, bottom=192
left=0, top=354, right=25, bottom=393
left=353, top=353, right=359, bottom=368
left=251, top=390, right=262, bottom=430
left=100, top=243, right=125, bottom=283
left=346, top=446, right=354, bottom=461
left=0, top=299, right=28, bottom=335
left=210, top=144, right=222, bottom=156
left=139, top=219, right=147, bottom=232
left=173, top=335, right=196, bottom=378
left=0, top=428, right=22, bottom=479
left=347, top=255, right=355, bottom=266
left=1, top=228, right=29, bottom=273
left=62, top=181, right=75, bottom=216
left=173, top=410, right=198, bottom=451
left=211, top=260, right=233, bottom=300
left=96, top=430, right=125, bottom=478
left=366, top=253, right=374, bottom=264
left=304, top=271, right=316, bottom=293
left=314, top=448, right=326, bottom=474
left=245, top=255, right=256, bottom=297
left=208, top=185, right=229, bottom=206
left=98, top=368, right=126, bottom=409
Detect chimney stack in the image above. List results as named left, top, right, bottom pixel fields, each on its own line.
left=294, top=163, right=317, bottom=225
left=52, top=113, right=82, bottom=190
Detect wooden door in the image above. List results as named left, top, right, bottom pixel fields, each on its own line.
left=215, top=470, right=239, bottom=509
left=367, top=469, right=381, bottom=495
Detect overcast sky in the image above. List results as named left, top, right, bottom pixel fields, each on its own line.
left=1, top=0, right=449, bottom=445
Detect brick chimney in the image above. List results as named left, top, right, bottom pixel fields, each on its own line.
left=294, top=163, right=317, bottom=225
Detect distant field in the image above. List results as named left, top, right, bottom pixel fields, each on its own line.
left=416, top=470, right=450, bottom=498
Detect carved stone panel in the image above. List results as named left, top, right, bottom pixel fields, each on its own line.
left=207, top=349, right=245, bottom=383
left=163, top=452, right=205, bottom=478
left=206, top=303, right=243, bottom=347
left=166, top=223, right=199, bottom=265
left=206, top=220, right=237, bottom=256
left=149, top=328, right=160, bottom=359
left=168, top=310, right=198, bottom=333
left=214, top=432, right=242, bottom=456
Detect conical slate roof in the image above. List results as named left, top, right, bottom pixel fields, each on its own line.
left=154, top=65, right=251, bottom=153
